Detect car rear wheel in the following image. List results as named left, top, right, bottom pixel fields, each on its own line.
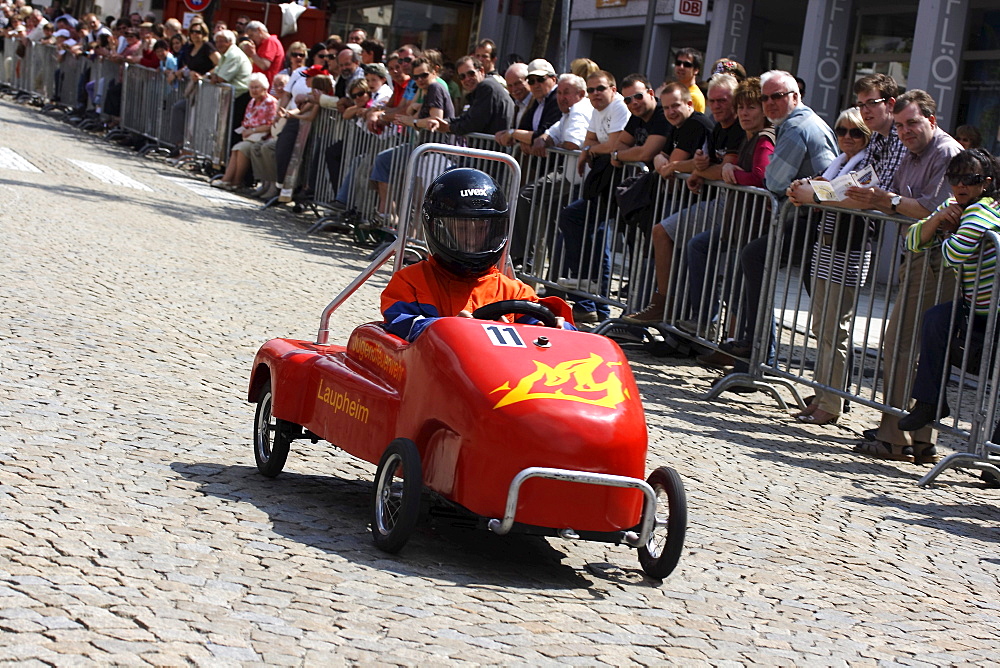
left=637, top=466, right=686, bottom=580
left=371, top=438, right=422, bottom=553
left=253, top=380, right=293, bottom=477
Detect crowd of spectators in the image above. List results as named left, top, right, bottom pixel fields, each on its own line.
left=4, top=1, right=999, bottom=464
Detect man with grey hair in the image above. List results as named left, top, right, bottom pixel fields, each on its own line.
left=240, top=20, right=283, bottom=85
left=163, top=17, right=182, bottom=40
left=334, top=45, right=363, bottom=99
left=718, top=69, right=837, bottom=368
left=211, top=29, right=253, bottom=141
left=512, top=72, right=594, bottom=267
left=503, top=62, right=531, bottom=130
left=531, top=73, right=592, bottom=154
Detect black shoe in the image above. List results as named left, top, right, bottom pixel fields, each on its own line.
left=862, top=428, right=879, bottom=441
left=898, top=401, right=950, bottom=432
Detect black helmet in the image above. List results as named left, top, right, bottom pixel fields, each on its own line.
left=422, top=168, right=509, bottom=278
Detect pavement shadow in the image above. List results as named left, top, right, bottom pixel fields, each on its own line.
left=170, top=461, right=658, bottom=593
left=841, top=492, right=1000, bottom=544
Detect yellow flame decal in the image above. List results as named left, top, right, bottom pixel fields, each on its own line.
left=490, top=353, right=629, bottom=409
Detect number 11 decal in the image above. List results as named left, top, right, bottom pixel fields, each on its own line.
left=482, top=324, right=526, bottom=347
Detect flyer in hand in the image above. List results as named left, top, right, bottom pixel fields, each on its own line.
left=812, top=164, right=879, bottom=202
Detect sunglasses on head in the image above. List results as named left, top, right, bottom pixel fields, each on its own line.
left=413, top=71, right=431, bottom=80
left=586, top=85, right=609, bottom=94
left=946, top=173, right=985, bottom=186
left=675, top=59, right=694, bottom=68
left=526, top=75, right=550, bottom=85
left=835, top=126, right=866, bottom=139
left=623, top=92, right=647, bottom=103
left=762, top=90, right=794, bottom=102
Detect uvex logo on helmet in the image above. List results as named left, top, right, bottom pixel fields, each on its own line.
left=460, top=187, right=489, bottom=197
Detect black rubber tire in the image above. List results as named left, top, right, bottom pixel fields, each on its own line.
left=637, top=466, right=687, bottom=580
left=471, top=299, right=558, bottom=327
left=253, top=379, right=293, bottom=478
left=371, top=438, right=423, bottom=554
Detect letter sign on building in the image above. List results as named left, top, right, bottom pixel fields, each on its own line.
left=674, top=0, right=707, bottom=24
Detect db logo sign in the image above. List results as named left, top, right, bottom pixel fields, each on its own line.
left=678, top=0, right=702, bottom=15
left=673, top=0, right=706, bottom=23
left=183, top=0, right=209, bottom=12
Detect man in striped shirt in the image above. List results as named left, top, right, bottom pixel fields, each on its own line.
left=898, top=150, right=1000, bottom=432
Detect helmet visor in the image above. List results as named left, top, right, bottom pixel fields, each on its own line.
left=432, top=216, right=508, bottom=255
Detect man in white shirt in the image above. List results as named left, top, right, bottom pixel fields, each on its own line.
left=556, top=70, right=630, bottom=322
left=512, top=73, right=594, bottom=267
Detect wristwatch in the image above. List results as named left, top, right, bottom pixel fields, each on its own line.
left=612, top=150, right=619, bottom=162
left=890, top=194, right=902, bottom=213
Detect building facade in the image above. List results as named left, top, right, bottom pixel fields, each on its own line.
left=478, top=0, right=999, bottom=149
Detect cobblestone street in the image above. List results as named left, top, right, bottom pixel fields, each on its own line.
left=1, top=98, right=999, bottom=665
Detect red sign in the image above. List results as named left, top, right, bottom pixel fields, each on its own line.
left=674, top=0, right=707, bottom=23
left=183, top=0, right=209, bottom=13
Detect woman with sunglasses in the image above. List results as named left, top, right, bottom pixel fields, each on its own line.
left=279, top=41, right=307, bottom=77
left=342, top=79, right=372, bottom=123
left=166, top=20, right=221, bottom=151
left=788, top=107, right=872, bottom=426
left=896, top=149, right=1000, bottom=435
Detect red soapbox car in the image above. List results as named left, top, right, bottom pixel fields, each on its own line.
left=246, top=146, right=686, bottom=579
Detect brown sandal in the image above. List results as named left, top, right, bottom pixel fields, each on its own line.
left=912, top=444, right=940, bottom=465
left=853, top=440, right=914, bottom=463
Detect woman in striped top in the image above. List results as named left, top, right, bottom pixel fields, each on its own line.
left=793, top=108, right=872, bottom=426
left=898, top=149, right=1000, bottom=433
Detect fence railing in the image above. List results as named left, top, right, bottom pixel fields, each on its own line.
left=8, top=61, right=1000, bottom=487
left=120, top=62, right=185, bottom=154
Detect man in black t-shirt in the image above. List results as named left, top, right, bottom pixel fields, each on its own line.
left=610, top=74, right=670, bottom=167
left=557, top=73, right=669, bottom=322
left=622, top=81, right=715, bottom=324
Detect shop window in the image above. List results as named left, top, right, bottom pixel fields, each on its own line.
left=955, top=9, right=1000, bottom=153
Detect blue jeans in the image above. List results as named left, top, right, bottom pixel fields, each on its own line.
left=557, top=197, right=612, bottom=318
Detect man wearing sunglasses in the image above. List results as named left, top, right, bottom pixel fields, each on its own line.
left=671, top=47, right=705, bottom=114
left=553, top=70, right=630, bottom=323
left=417, top=55, right=512, bottom=136
left=495, top=59, right=559, bottom=148
left=373, top=44, right=421, bottom=127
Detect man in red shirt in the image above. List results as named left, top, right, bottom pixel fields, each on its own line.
left=241, top=21, right=283, bottom=85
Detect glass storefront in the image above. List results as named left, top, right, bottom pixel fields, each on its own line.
left=848, top=8, right=916, bottom=93
left=956, top=8, right=1000, bottom=153
left=331, top=0, right=474, bottom=64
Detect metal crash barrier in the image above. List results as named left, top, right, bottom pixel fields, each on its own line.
left=180, top=78, right=234, bottom=170
left=119, top=63, right=184, bottom=155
